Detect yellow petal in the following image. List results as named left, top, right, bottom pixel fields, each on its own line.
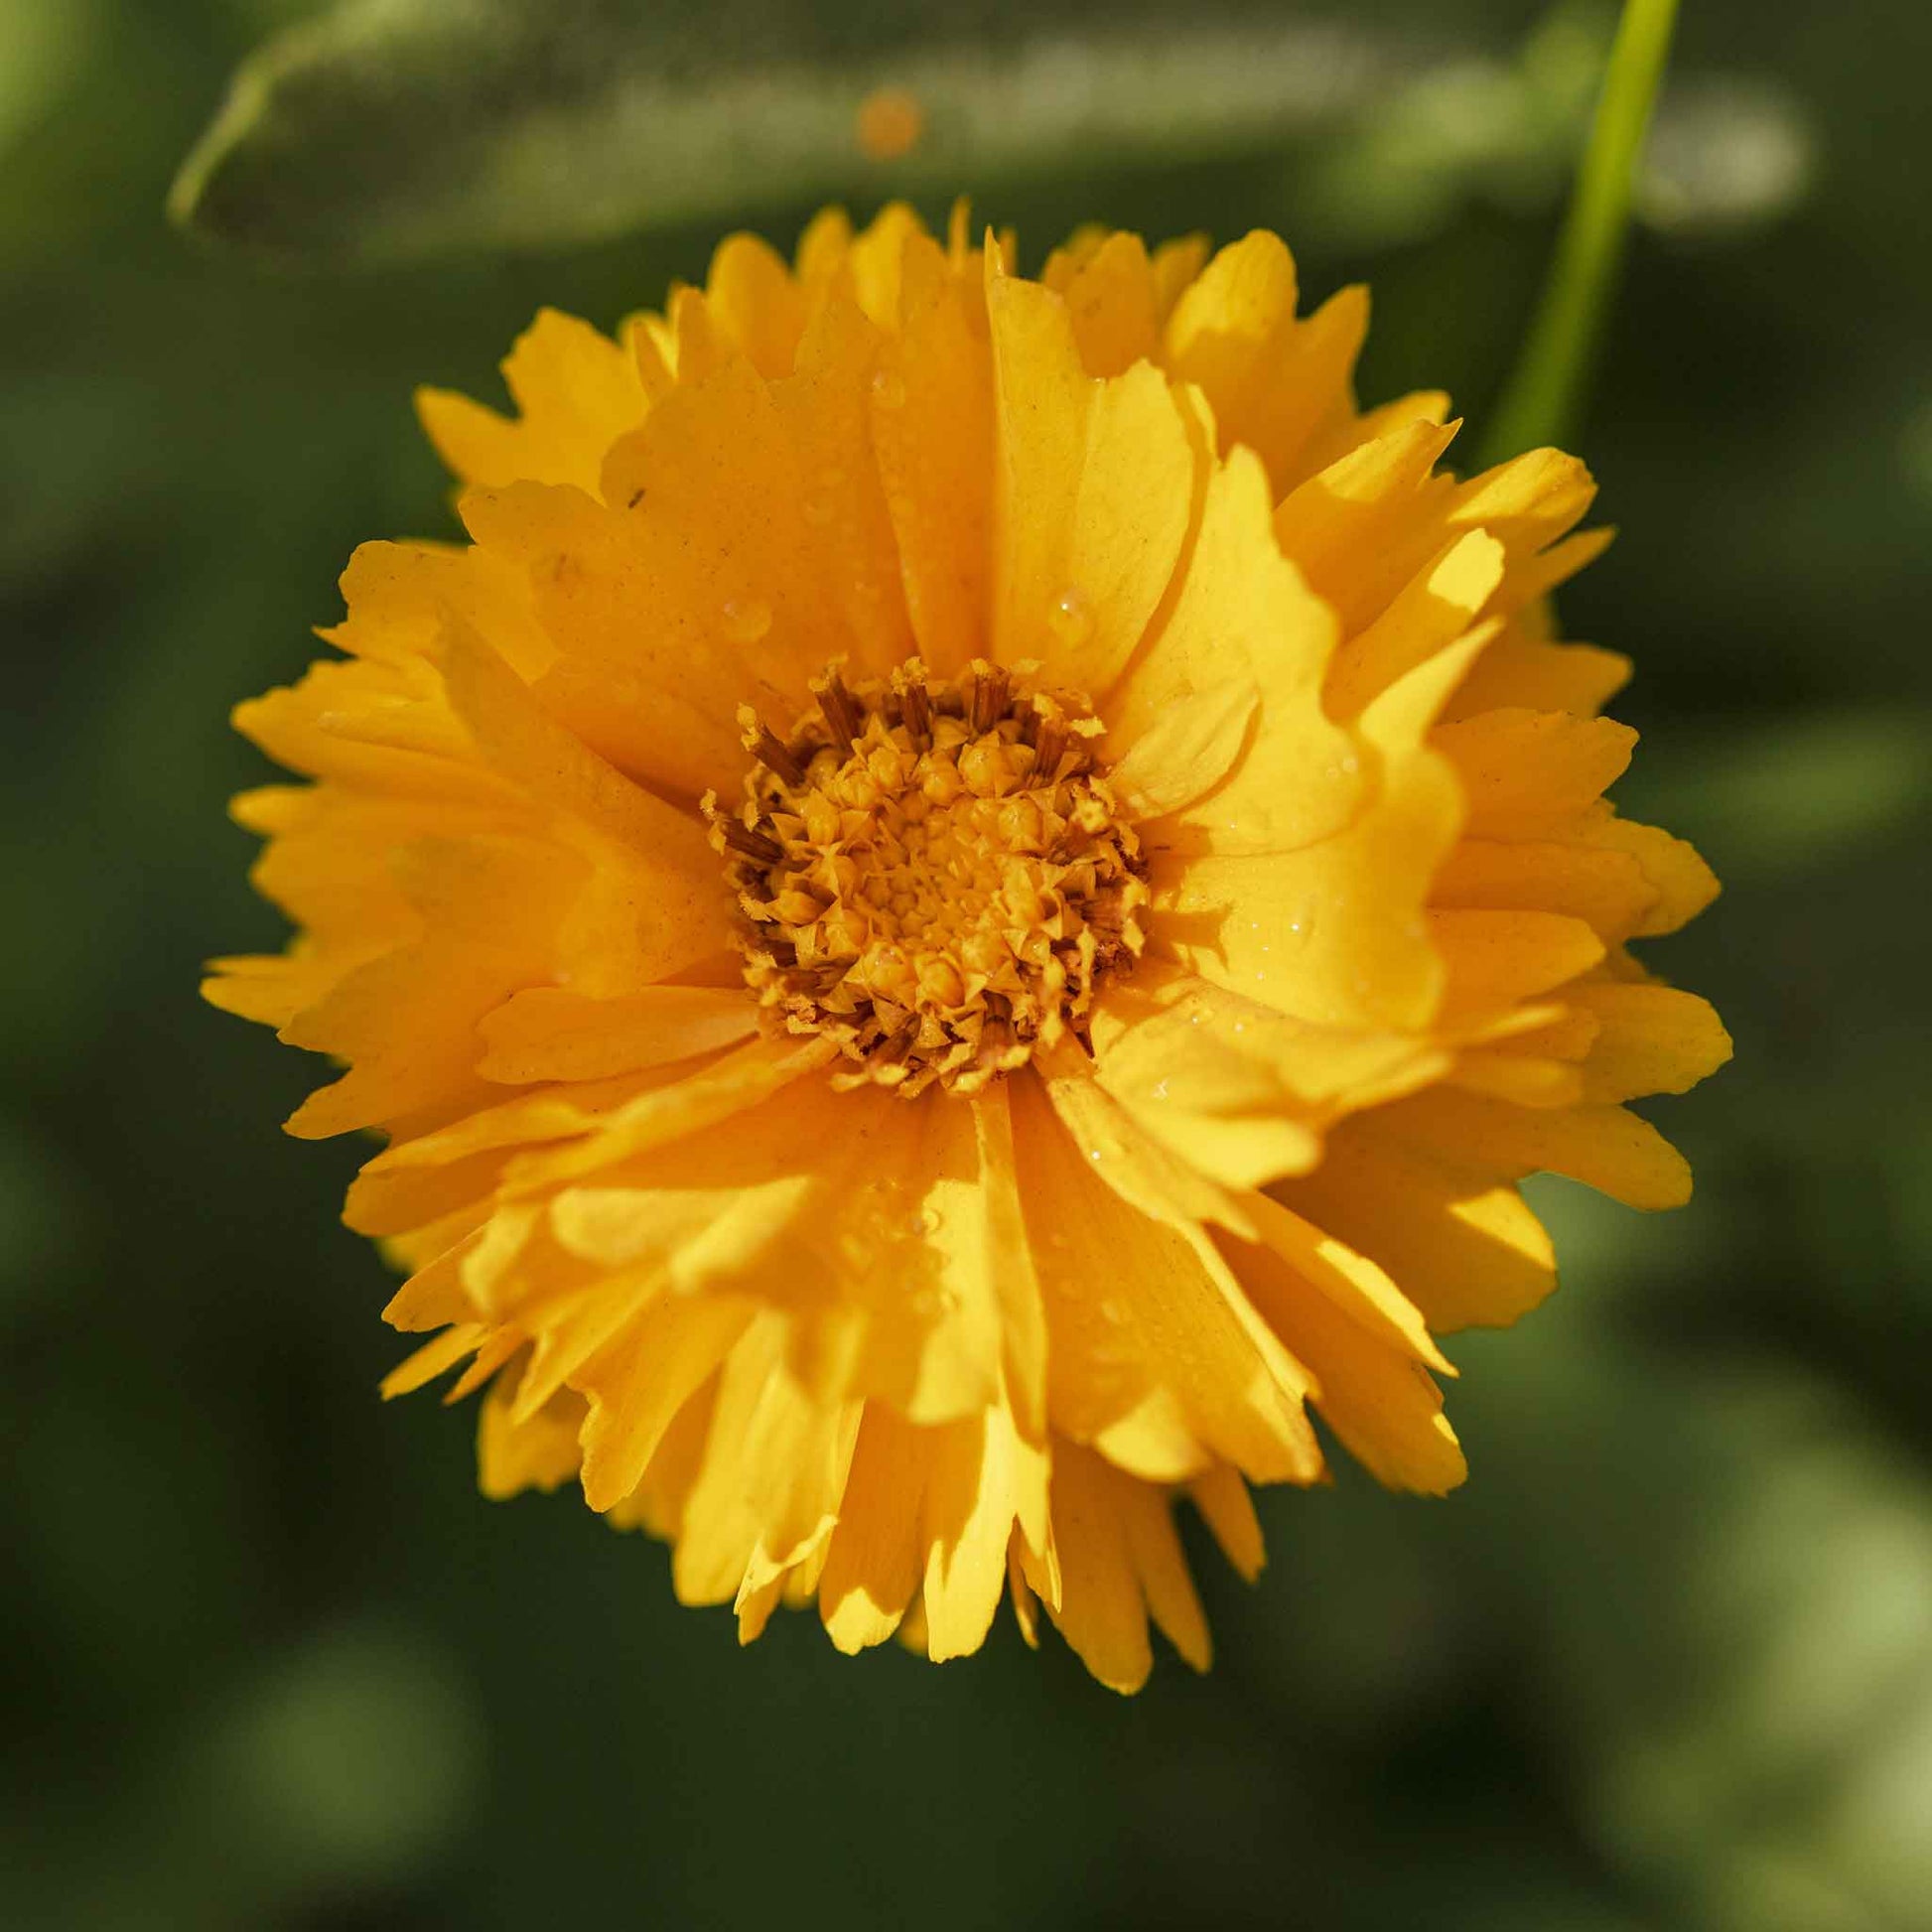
left=1162, top=231, right=1368, bottom=491
left=1085, top=978, right=1332, bottom=1189
left=922, top=1406, right=1050, bottom=1663
left=1109, top=446, right=1360, bottom=857
left=1368, top=1086, right=1694, bottom=1211
left=1034, top=1034, right=1257, bottom=1239
left=435, top=615, right=730, bottom=984
left=476, top=1358, right=584, bottom=1499
left=703, top=232, right=807, bottom=378
left=417, top=308, right=647, bottom=496
left=1273, top=416, right=1462, bottom=634
left=869, top=242, right=995, bottom=677
left=1010, top=1069, right=1319, bottom=1485
left=1091, top=967, right=1449, bottom=1126
left=1056, top=230, right=1161, bottom=377
left=329, top=538, right=551, bottom=681
left=1106, top=679, right=1259, bottom=822
left=363, top=1067, right=666, bottom=1173
left=379, top=1322, right=487, bottom=1399
left=1430, top=908, right=1607, bottom=1021
left=817, top=1405, right=928, bottom=1652
left=1115, top=1476, right=1211, bottom=1672
left=987, top=271, right=1197, bottom=694
left=281, top=834, right=587, bottom=1138
left=1240, top=1189, right=1451, bottom=1373
left=1221, top=1224, right=1465, bottom=1495
left=1443, top=632, right=1631, bottom=722
left=673, top=1314, right=855, bottom=1605
left=1275, top=1111, right=1558, bottom=1333
left=1432, top=839, right=1660, bottom=943
left=476, top=986, right=757, bottom=1083
left=1434, top=708, right=1637, bottom=831
left=456, top=480, right=759, bottom=801
left=575, top=1295, right=755, bottom=1512
left=1187, top=1464, right=1265, bottom=1583
left=972, top=1082, right=1049, bottom=1438
left=597, top=354, right=857, bottom=693
left=1151, top=747, right=1457, bottom=1032
left=768, top=283, right=914, bottom=678
left=1324, top=530, right=1505, bottom=721
left=1568, top=982, right=1734, bottom=1104
left=1443, top=1051, right=1587, bottom=1109
left=500, top=1037, right=837, bottom=1195
left=1044, top=1442, right=1155, bottom=1693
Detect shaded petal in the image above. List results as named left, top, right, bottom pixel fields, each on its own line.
left=1568, top=982, right=1733, bottom=1104
left=1108, top=446, right=1360, bottom=857
left=1010, top=1069, right=1319, bottom=1485
left=1275, top=1110, right=1558, bottom=1334
left=476, top=986, right=757, bottom=1083
left=1220, top=1219, right=1465, bottom=1495
left=817, top=1404, right=928, bottom=1653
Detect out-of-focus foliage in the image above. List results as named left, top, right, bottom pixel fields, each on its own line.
left=168, top=0, right=1423, bottom=262
left=166, top=0, right=1815, bottom=266
left=4, top=1, right=1929, bottom=1927
left=1482, top=0, right=1675, bottom=461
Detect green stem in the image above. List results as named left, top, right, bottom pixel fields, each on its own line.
left=1479, top=0, right=1679, bottom=465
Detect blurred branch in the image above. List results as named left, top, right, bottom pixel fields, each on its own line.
left=1480, top=0, right=1678, bottom=463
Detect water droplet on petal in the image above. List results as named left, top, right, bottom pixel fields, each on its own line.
left=871, top=368, right=906, bottom=410
left=722, top=598, right=772, bottom=644
left=1047, top=588, right=1093, bottom=651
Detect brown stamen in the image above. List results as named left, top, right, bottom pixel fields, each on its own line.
left=814, top=667, right=862, bottom=755
left=970, top=661, right=1009, bottom=735
left=722, top=821, right=784, bottom=866
left=752, top=724, right=806, bottom=789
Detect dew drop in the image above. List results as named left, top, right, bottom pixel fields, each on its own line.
left=1047, top=588, right=1094, bottom=651
left=721, top=597, right=772, bottom=644
left=871, top=368, right=906, bottom=409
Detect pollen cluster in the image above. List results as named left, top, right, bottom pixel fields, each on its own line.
left=708, top=660, right=1148, bottom=1096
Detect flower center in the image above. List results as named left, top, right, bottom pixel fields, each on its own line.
left=708, top=658, right=1148, bottom=1097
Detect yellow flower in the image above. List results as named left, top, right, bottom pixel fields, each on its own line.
left=207, top=204, right=1728, bottom=1691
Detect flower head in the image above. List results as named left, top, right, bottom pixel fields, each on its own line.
left=207, top=204, right=1728, bottom=1690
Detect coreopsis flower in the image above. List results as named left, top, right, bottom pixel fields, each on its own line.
left=207, top=205, right=1728, bottom=1690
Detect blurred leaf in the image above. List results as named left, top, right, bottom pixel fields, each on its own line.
left=170, top=0, right=1420, bottom=263
left=0, top=0, right=91, bottom=155
left=1481, top=0, right=1677, bottom=462
left=197, top=1620, right=484, bottom=1895
left=1630, top=709, right=1932, bottom=883
left=1295, top=1, right=1612, bottom=249
left=1638, top=75, right=1816, bottom=237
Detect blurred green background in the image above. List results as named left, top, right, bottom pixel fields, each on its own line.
left=5, top=0, right=1929, bottom=1925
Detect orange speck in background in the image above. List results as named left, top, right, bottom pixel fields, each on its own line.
left=857, top=86, right=923, bottom=162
